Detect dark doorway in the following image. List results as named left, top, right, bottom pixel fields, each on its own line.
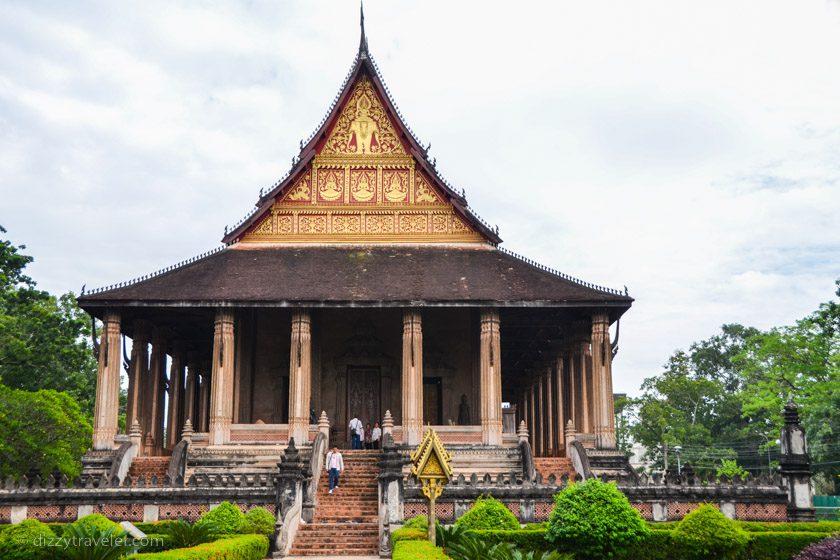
left=346, top=367, right=381, bottom=439
left=424, top=377, right=443, bottom=425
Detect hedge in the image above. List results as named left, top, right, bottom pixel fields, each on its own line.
left=393, top=540, right=451, bottom=560
left=127, top=534, right=269, bottom=560
left=647, top=520, right=840, bottom=533
left=392, top=527, right=427, bottom=542
left=468, top=529, right=551, bottom=551
left=747, top=532, right=829, bottom=560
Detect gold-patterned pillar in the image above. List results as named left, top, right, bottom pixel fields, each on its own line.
left=126, top=321, right=149, bottom=436
left=92, top=311, right=121, bottom=450
left=591, top=313, right=616, bottom=449
left=555, top=354, right=566, bottom=454
left=166, top=343, right=186, bottom=448
left=288, top=310, right=312, bottom=444
left=148, top=330, right=167, bottom=451
left=401, top=309, right=424, bottom=446
left=479, top=308, right=503, bottom=446
left=209, top=309, right=235, bottom=445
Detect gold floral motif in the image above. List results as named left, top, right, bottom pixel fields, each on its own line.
left=349, top=169, right=376, bottom=202
left=286, top=173, right=311, bottom=202
left=322, top=76, right=404, bottom=155
left=299, top=214, right=327, bottom=234
left=317, top=169, right=343, bottom=201
left=452, top=216, right=468, bottom=233
left=415, top=174, right=440, bottom=204
left=332, top=214, right=361, bottom=233
left=383, top=170, right=409, bottom=202
left=277, top=215, right=293, bottom=233
left=366, top=214, right=395, bottom=234
left=253, top=215, right=273, bottom=235
left=399, top=214, right=427, bottom=233
left=431, top=214, right=448, bottom=233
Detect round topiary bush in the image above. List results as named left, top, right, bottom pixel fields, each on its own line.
left=673, top=504, right=749, bottom=560
left=0, top=519, right=56, bottom=560
left=196, top=501, right=245, bottom=534
left=403, top=515, right=429, bottom=530
left=545, top=478, right=650, bottom=559
left=794, top=534, right=840, bottom=560
left=455, top=495, right=519, bottom=531
left=71, top=513, right=123, bottom=535
left=241, top=506, right=276, bottom=537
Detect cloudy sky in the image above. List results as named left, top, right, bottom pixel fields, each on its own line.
left=1, top=0, right=838, bottom=395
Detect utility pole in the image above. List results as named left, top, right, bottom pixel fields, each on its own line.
left=663, top=441, right=669, bottom=472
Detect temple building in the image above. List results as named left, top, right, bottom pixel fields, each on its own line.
left=78, top=16, right=632, bottom=468
left=2, top=12, right=812, bottom=555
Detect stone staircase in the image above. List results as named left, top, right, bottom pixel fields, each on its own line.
left=127, top=456, right=170, bottom=484
left=290, top=450, right=380, bottom=556
left=533, top=457, right=576, bottom=481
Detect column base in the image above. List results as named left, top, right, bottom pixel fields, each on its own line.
left=481, top=421, right=503, bottom=446
left=208, top=419, right=231, bottom=446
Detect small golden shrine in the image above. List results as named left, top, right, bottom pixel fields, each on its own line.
left=410, top=428, right=453, bottom=543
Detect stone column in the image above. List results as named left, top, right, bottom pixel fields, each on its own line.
left=148, top=330, right=167, bottom=451
left=546, top=368, right=555, bottom=456
left=184, top=362, right=197, bottom=428
left=126, top=321, right=149, bottom=437
left=536, top=374, right=545, bottom=456
left=555, top=355, right=566, bottom=454
left=582, top=341, right=594, bottom=434
left=401, top=309, right=424, bottom=446
left=591, top=313, right=616, bottom=449
left=528, top=384, right=536, bottom=452
left=288, top=310, right=312, bottom=444
left=92, top=311, right=121, bottom=450
left=198, top=373, right=210, bottom=432
left=479, top=308, right=503, bottom=445
left=166, top=343, right=185, bottom=448
left=209, top=309, right=235, bottom=445
left=567, top=350, right=578, bottom=432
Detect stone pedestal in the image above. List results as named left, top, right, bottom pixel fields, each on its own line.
left=209, top=309, right=235, bottom=445
left=480, top=308, right=503, bottom=446
left=780, top=402, right=815, bottom=521
left=288, top=310, right=312, bottom=445
left=93, top=312, right=121, bottom=450
left=401, top=310, right=423, bottom=446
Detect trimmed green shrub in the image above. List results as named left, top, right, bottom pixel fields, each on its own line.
left=546, top=479, right=650, bottom=559
left=523, top=522, right=547, bottom=531
left=195, top=502, right=244, bottom=535
left=392, top=527, right=427, bottom=542
left=133, top=534, right=174, bottom=553
left=749, top=532, right=831, bottom=560
left=455, top=496, right=519, bottom=531
left=615, top=530, right=674, bottom=560
left=161, top=520, right=218, bottom=549
left=393, top=539, right=451, bottom=560
left=133, top=521, right=176, bottom=535
left=0, top=519, right=56, bottom=560
left=240, top=507, right=275, bottom=538
left=403, top=515, right=429, bottom=529
left=673, top=504, right=749, bottom=560
left=467, top=529, right=550, bottom=552
left=128, top=534, right=269, bottom=559
left=71, top=513, right=124, bottom=535
left=738, top=521, right=840, bottom=533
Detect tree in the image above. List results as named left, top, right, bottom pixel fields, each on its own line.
left=628, top=324, right=762, bottom=475
left=0, top=226, right=98, bottom=413
left=737, top=281, right=840, bottom=490
left=0, top=384, right=92, bottom=479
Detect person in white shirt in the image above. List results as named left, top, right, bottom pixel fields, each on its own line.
left=349, top=416, right=363, bottom=449
left=325, top=446, right=344, bottom=494
left=371, top=421, right=382, bottom=450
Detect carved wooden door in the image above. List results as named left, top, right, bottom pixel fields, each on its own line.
left=346, top=367, right=381, bottom=437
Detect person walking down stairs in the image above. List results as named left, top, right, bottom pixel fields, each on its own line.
left=326, top=446, right=343, bottom=495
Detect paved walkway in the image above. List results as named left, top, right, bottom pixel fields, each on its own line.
left=284, top=557, right=379, bottom=559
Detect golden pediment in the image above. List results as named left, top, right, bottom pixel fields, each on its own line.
left=322, top=76, right=405, bottom=156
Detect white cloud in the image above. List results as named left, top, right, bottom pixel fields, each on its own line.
left=1, top=0, right=838, bottom=396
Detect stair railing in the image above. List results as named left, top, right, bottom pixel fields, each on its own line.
left=302, top=431, right=326, bottom=523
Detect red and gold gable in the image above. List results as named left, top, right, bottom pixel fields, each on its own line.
left=241, top=73, right=481, bottom=243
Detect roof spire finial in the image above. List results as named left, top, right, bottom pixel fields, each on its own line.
left=358, top=1, right=369, bottom=58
